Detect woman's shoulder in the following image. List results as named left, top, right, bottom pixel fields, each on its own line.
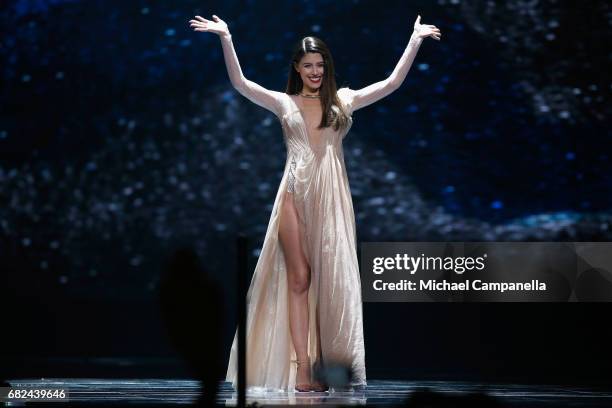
left=336, top=87, right=353, bottom=98
left=336, top=87, right=355, bottom=112
left=274, top=92, right=298, bottom=120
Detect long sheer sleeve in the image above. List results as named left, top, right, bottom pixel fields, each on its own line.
left=219, top=33, right=284, bottom=118
left=340, top=34, right=424, bottom=113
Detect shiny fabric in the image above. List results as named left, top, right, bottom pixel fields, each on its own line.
left=287, top=156, right=297, bottom=194
left=219, top=32, right=423, bottom=391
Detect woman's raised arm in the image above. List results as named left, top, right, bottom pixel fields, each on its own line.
left=346, top=15, right=441, bottom=113
left=189, top=15, right=284, bottom=118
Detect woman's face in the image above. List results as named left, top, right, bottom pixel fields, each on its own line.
left=294, top=52, right=325, bottom=93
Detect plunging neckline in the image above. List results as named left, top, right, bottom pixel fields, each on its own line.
left=288, top=94, right=326, bottom=150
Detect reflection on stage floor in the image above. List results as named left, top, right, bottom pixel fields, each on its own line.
left=4, top=378, right=612, bottom=406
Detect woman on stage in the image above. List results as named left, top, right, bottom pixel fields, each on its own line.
left=189, top=13, right=441, bottom=392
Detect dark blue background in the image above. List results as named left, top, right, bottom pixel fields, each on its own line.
left=1, top=0, right=611, bottom=386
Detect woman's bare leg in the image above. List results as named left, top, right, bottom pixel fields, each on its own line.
left=278, top=191, right=312, bottom=388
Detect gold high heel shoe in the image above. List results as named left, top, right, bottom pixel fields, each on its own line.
left=292, top=359, right=312, bottom=392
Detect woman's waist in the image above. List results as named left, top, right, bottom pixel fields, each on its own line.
left=286, top=144, right=344, bottom=162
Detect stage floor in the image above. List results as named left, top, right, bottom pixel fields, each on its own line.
left=4, top=378, right=612, bottom=406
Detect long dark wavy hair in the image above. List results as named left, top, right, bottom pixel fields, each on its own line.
left=285, top=36, right=351, bottom=132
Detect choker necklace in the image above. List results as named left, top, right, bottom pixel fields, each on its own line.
left=298, top=92, right=321, bottom=99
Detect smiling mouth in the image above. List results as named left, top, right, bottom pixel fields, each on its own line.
left=309, top=76, right=321, bottom=82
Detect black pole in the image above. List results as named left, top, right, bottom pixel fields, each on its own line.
left=237, top=234, right=247, bottom=407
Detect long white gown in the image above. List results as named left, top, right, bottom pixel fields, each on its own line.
left=219, top=31, right=424, bottom=391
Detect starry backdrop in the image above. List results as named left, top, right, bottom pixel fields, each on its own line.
left=1, top=0, right=611, bottom=382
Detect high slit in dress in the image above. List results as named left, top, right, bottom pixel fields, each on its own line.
left=218, top=32, right=424, bottom=391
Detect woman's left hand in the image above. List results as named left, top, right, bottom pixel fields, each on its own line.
left=413, top=15, right=442, bottom=40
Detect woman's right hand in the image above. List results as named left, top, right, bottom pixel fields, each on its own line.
left=412, top=15, right=441, bottom=41
left=189, top=14, right=229, bottom=37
